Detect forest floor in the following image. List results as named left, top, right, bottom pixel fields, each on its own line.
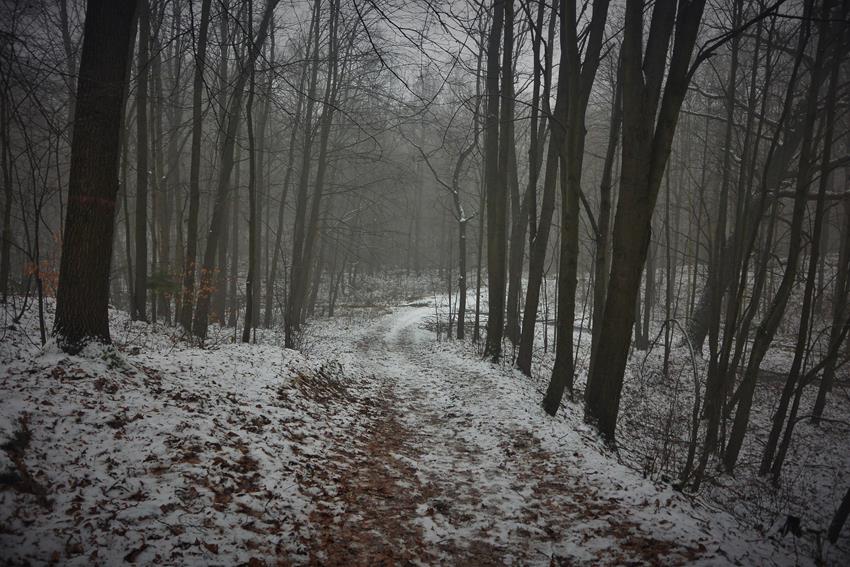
left=0, top=297, right=836, bottom=565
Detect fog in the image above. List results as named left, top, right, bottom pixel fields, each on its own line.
left=2, top=0, right=849, bottom=563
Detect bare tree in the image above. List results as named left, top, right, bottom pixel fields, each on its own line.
left=482, top=0, right=507, bottom=361
left=192, top=0, right=280, bottom=340
left=54, top=0, right=138, bottom=352
left=178, top=0, right=212, bottom=332
left=131, top=0, right=151, bottom=321
left=541, top=0, right=612, bottom=414
left=585, top=0, right=708, bottom=442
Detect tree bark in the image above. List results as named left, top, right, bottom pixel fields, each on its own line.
left=178, top=0, right=212, bottom=331
left=516, top=1, right=558, bottom=373
left=542, top=0, right=611, bottom=414
left=828, top=486, right=850, bottom=544
left=243, top=57, right=257, bottom=343
left=192, top=0, right=280, bottom=339
left=585, top=0, right=707, bottom=443
left=482, top=0, right=507, bottom=361
left=132, top=0, right=150, bottom=321
left=284, top=0, right=322, bottom=348
left=294, top=0, right=341, bottom=327
left=263, top=31, right=309, bottom=329
left=0, top=79, right=12, bottom=303
left=54, top=0, right=138, bottom=352
left=589, top=57, right=622, bottom=378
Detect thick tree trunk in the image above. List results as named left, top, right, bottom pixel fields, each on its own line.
left=54, top=0, right=137, bottom=352
left=585, top=0, right=706, bottom=443
left=482, top=0, right=507, bottom=361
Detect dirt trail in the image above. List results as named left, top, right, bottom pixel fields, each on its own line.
left=298, top=306, right=726, bottom=566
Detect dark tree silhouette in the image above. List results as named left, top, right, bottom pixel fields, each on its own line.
left=53, top=0, right=138, bottom=353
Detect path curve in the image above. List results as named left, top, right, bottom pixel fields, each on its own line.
left=301, top=305, right=778, bottom=566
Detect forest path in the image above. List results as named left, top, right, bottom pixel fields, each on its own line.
left=302, top=305, right=727, bottom=566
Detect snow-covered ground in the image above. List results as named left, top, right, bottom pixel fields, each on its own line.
left=432, top=285, right=850, bottom=565
left=1, top=296, right=843, bottom=564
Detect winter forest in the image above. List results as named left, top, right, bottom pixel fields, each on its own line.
left=1, top=0, right=850, bottom=563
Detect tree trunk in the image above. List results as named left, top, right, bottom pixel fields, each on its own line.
left=472, top=31, right=486, bottom=345
left=762, top=1, right=846, bottom=479
left=589, top=57, right=622, bottom=377
left=192, top=0, right=279, bottom=340
left=54, top=0, right=137, bottom=352
left=214, top=162, right=233, bottom=324
left=812, top=195, right=850, bottom=421
left=828, top=487, right=850, bottom=544
left=585, top=0, right=707, bottom=443
left=132, top=0, right=150, bottom=321
left=178, top=0, right=211, bottom=331
left=723, top=0, right=826, bottom=471
left=151, top=24, right=171, bottom=325
left=255, top=30, right=273, bottom=326
left=243, top=62, right=257, bottom=343
left=517, top=139, right=558, bottom=374
left=0, top=82, right=12, bottom=303
left=294, top=0, right=340, bottom=327
left=263, top=37, right=308, bottom=329
left=284, top=0, right=322, bottom=348
left=698, top=0, right=742, bottom=465
left=457, top=218, right=468, bottom=340
left=482, top=0, right=507, bottom=361
left=227, top=169, right=239, bottom=328
left=542, top=0, right=611, bottom=413
left=514, top=0, right=558, bottom=371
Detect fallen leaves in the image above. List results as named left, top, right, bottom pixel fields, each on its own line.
left=123, top=541, right=148, bottom=563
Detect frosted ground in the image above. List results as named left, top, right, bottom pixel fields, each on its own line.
left=1, top=294, right=846, bottom=564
